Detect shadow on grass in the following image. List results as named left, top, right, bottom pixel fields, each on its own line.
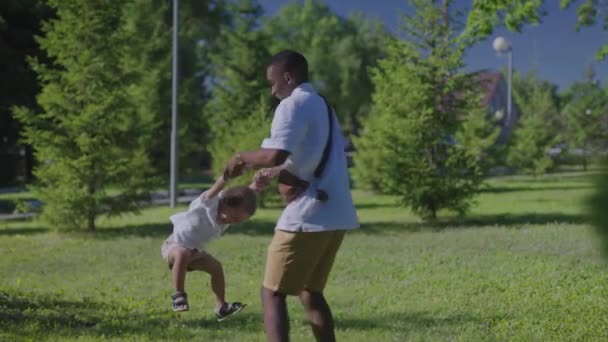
left=336, top=312, right=482, bottom=330
left=506, top=174, right=596, bottom=184
left=2, top=289, right=506, bottom=339
left=355, top=202, right=401, bottom=210
left=0, top=226, right=48, bottom=236
left=0, top=290, right=262, bottom=339
left=0, top=220, right=275, bottom=238
left=357, top=212, right=588, bottom=234
left=95, top=223, right=172, bottom=239
left=478, top=185, right=593, bottom=194
left=0, top=212, right=588, bottom=239
left=336, top=311, right=505, bottom=332
left=94, top=220, right=276, bottom=239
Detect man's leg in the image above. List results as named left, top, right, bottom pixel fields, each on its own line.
left=299, top=290, right=335, bottom=342
left=262, top=230, right=333, bottom=342
left=262, top=287, right=290, bottom=342
left=299, top=230, right=345, bottom=342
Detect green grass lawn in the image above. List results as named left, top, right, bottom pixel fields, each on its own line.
left=1, top=172, right=607, bottom=341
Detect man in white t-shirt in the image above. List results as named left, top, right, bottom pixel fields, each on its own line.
left=224, top=50, right=359, bottom=342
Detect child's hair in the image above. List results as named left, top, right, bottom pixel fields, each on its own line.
left=222, top=185, right=258, bottom=216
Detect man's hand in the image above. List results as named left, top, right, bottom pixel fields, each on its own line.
left=223, top=154, right=247, bottom=181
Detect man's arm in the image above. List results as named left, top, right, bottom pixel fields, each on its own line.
left=225, top=99, right=303, bottom=179
left=225, top=149, right=289, bottom=179
left=239, top=149, right=289, bottom=169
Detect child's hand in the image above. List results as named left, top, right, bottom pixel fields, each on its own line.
left=250, top=168, right=276, bottom=192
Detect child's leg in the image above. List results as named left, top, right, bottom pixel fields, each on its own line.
left=189, top=252, right=226, bottom=310
left=169, top=246, right=192, bottom=293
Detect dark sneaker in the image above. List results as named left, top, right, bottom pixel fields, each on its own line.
left=215, top=302, right=246, bottom=322
left=172, top=292, right=189, bottom=312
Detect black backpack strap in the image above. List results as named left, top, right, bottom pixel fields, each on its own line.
left=314, top=95, right=333, bottom=179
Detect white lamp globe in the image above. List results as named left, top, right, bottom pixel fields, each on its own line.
left=495, top=109, right=504, bottom=121
left=493, top=36, right=510, bottom=53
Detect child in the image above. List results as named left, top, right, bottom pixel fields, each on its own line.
left=161, top=175, right=258, bottom=321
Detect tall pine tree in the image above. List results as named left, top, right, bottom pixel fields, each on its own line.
left=263, top=0, right=387, bottom=134
left=121, top=0, right=227, bottom=174
left=353, top=0, right=498, bottom=220
left=506, top=71, right=559, bottom=174
left=205, top=0, right=272, bottom=176
left=14, top=0, right=156, bottom=231
left=563, top=66, right=608, bottom=171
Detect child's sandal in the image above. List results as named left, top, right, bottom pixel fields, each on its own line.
left=172, top=292, right=189, bottom=312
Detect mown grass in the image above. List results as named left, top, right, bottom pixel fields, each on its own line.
left=1, top=172, right=607, bottom=341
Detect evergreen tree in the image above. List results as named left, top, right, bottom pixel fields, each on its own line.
left=589, top=161, right=608, bottom=257
left=205, top=0, right=272, bottom=175
left=562, top=66, right=608, bottom=171
left=263, top=0, right=387, bottom=134
left=353, top=0, right=498, bottom=220
left=506, top=71, right=559, bottom=174
left=121, top=0, right=226, bottom=174
left=14, top=0, right=156, bottom=231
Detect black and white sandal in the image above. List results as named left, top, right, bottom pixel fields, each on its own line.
left=172, top=292, right=189, bottom=312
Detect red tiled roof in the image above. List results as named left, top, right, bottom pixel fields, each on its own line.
left=475, top=71, right=502, bottom=106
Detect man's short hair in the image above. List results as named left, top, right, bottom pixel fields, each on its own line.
left=223, top=185, right=257, bottom=216
left=269, top=50, right=309, bottom=82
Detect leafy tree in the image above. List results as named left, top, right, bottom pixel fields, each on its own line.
left=467, top=0, right=608, bottom=60
left=204, top=0, right=274, bottom=185
left=588, top=162, right=608, bottom=257
left=562, top=66, right=608, bottom=170
left=263, top=0, right=387, bottom=134
left=121, top=0, right=227, bottom=175
left=506, top=71, right=560, bottom=174
left=353, top=0, right=498, bottom=220
left=14, top=0, right=157, bottom=231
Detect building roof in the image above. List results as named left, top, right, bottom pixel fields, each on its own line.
left=474, top=70, right=503, bottom=106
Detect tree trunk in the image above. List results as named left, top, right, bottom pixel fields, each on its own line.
left=87, top=214, right=95, bottom=232
left=583, top=141, right=588, bottom=172
left=87, top=182, right=96, bottom=232
left=442, top=0, right=449, bottom=27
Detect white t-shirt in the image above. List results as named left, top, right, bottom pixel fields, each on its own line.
left=168, top=191, right=228, bottom=250
left=261, top=83, right=359, bottom=232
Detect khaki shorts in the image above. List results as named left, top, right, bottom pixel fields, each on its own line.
left=161, top=238, right=212, bottom=271
left=263, top=229, right=345, bottom=295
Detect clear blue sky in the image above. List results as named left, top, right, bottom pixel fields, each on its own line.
left=258, top=0, right=607, bottom=91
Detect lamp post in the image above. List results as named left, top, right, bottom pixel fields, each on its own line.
left=584, top=108, right=592, bottom=171
left=493, top=36, right=512, bottom=128
left=170, top=0, right=179, bottom=208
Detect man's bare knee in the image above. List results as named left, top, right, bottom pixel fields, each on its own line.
left=262, top=287, right=286, bottom=302
left=299, top=289, right=324, bottom=309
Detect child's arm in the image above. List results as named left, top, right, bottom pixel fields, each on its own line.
left=204, top=176, right=226, bottom=200
left=249, top=164, right=285, bottom=192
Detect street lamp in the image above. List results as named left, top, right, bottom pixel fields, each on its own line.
left=494, top=109, right=504, bottom=121
left=170, top=0, right=179, bottom=208
left=493, top=36, right=513, bottom=128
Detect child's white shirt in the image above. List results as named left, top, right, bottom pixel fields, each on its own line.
left=168, top=191, right=228, bottom=250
